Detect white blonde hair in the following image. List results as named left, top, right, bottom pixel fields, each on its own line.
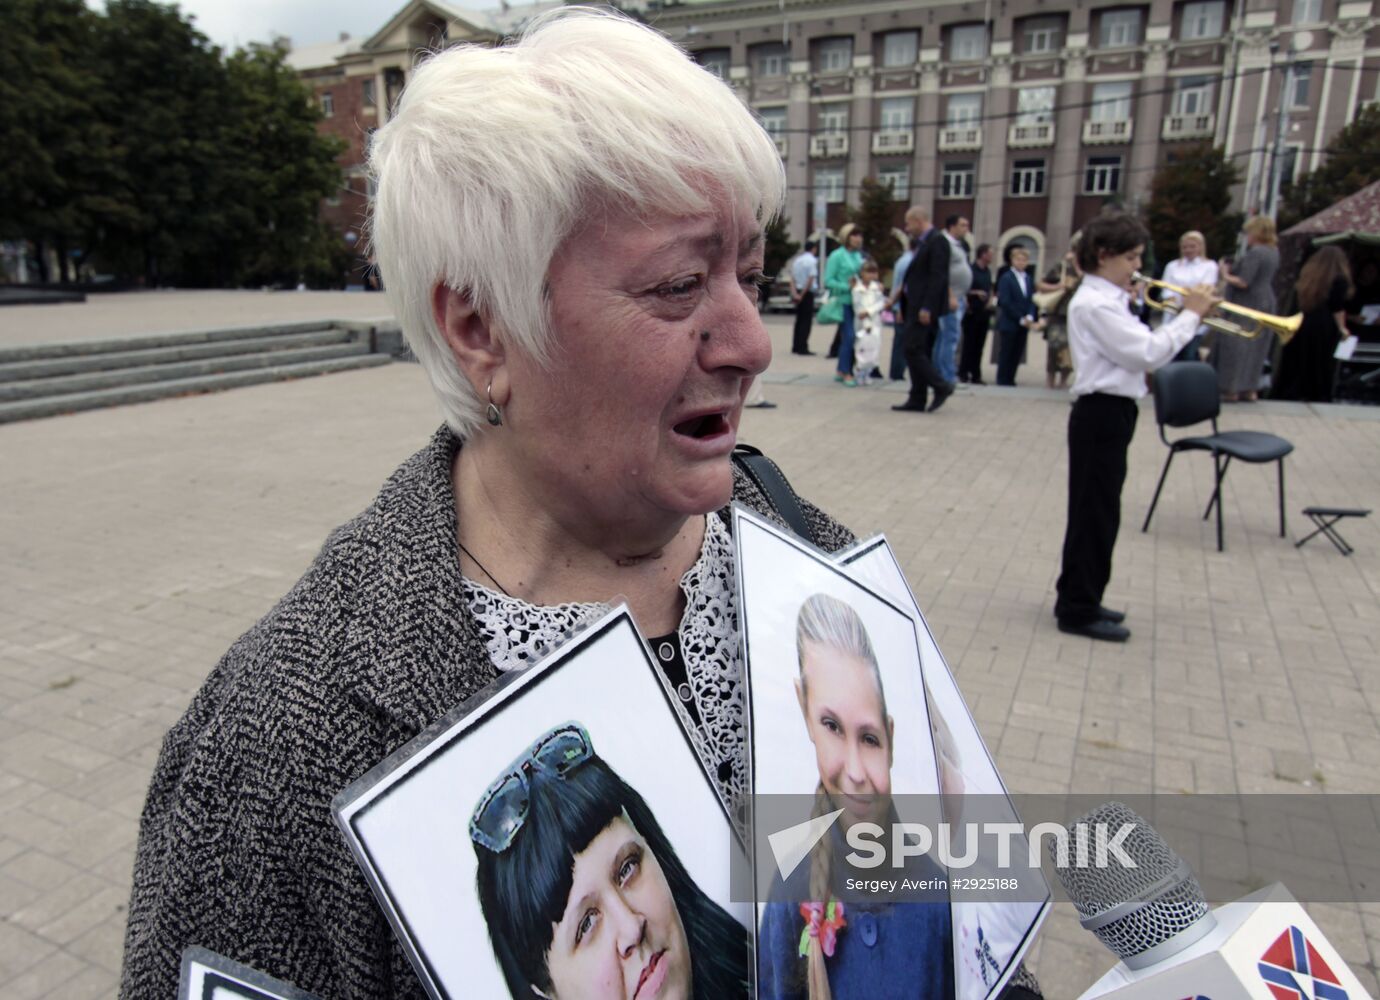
left=368, top=7, right=787, bottom=437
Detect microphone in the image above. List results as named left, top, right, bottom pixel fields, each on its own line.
left=1049, top=801, right=1374, bottom=1000
left=1051, top=801, right=1216, bottom=970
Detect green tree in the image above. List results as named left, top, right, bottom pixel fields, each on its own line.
left=3, top=0, right=346, bottom=287
left=89, top=0, right=231, bottom=283
left=216, top=42, right=346, bottom=287
left=1279, top=104, right=1380, bottom=231
left=1143, top=144, right=1243, bottom=270
left=847, top=177, right=903, bottom=274
left=86, top=2, right=342, bottom=286
left=0, top=0, right=129, bottom=281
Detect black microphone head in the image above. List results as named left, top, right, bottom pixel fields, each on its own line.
left=1048, top=801, right=1214, bottom=969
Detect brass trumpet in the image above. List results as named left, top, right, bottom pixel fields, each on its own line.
left=1133, top=272, right=1302, bottom=345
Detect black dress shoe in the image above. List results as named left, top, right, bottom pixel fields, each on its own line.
left=891, top=401, right=927, bottom=412
left=927, top=384, right=955, bottom=412
left=745, top=400, right=777, bottom=409
left=1057, top=619, right=1130, bottom=642
left=1053, top=605, right=1128, bottom=624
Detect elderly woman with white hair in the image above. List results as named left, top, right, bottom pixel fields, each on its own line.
left=1160, top=230, right=1219, bottom=361
left=119, top=9, right=857, bottom=999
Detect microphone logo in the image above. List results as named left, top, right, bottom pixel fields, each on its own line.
left=1258, top=925, right=1349, bottom=1000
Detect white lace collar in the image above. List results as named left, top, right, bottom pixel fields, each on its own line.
left=462, top=514, right=745, bottom=803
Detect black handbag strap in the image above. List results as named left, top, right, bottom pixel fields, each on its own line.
left=731, top=444, right=815, bottom=544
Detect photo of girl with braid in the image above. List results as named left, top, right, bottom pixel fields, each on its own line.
left=756, top=594, right=954, bottom=1000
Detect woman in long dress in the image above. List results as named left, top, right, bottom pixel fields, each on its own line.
left=1274, top=246, right=1354, bottom=402
left=1213, top=216, right=1280, bottom=401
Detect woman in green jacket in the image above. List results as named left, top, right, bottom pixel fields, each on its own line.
left=820, top=230, right=864, bottom=384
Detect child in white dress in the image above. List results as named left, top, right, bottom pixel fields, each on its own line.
left=851, top=260, right=886, bottom=386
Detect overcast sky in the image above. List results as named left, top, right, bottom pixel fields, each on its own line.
left=91, top=0, right=398, bottom=52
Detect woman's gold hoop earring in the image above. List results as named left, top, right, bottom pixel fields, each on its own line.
left=485, top=382, right=503, bottom=427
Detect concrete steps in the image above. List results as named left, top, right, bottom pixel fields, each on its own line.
left=0, top=321, right=395, bottom=423
left=0, top=328, right=356, bottom=382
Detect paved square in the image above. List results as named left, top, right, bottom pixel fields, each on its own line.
left=2, top=298, right=1378, bottom=996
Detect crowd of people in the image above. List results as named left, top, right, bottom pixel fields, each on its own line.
left=781, top=208, right=1369, bottom=648
left=785, top=209, right=1362, bottom=408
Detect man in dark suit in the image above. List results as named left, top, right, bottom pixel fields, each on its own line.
left=893, top=206, right=956, bottom=413
left=995, top=244, right=1041, bottom=386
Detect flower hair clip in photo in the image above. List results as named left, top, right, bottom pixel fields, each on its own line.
left=798, top=899, right=847, bottom=959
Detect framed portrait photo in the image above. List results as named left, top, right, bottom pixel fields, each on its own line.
left=839, top=535, right=1051, bottom=1000
left=333, top=608, right=751, bottom=1000
left=733, top=508, right=953, bottom=1000
left=178, top=947, right=321, bottom=1000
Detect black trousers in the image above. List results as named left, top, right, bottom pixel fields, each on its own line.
left=791, top=291, right=814, bottom=353
left=1055, top=393, right=1138, bottom=625
left=959, top=308, right=988, bottom=382
left=996, top=326, right=1027, bottom=386
left=902, top=321, right=948, bottom=406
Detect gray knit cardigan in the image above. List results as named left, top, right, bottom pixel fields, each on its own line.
left=119, top=426, right=856, bottom=999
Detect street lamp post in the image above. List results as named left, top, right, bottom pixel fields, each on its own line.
left=1265, top=41, right=1296, bottom=221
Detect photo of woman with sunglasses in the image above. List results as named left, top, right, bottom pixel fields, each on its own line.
left=757, top=594, right=952, bottom=1000
left=471, top=723, right=750, bottom=1000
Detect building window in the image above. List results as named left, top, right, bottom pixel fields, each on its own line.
left=818, top=103, right=849, bottom=133
left=757, top=105, right=786, bottom=138
left=361, top=79, right=375, bottom=107
left=1171, top=76, right=1215, bottom=115
left=1023, top=19, right=1063, bottom=54
left=1180, top=0, right=1224, bottom=39
left=877, top=164, right=910, bottom=199
left=881, top=31, right=919, bottom=67
left=878, top=96, right=914, bottom=130
left=1288, top=63, right=1313, bottom=107
left=949, top=24, right=987, bottom=62
left=1098, top=9, right=1143, bottom=47
left=1090, top=81, right=1133, bottom=121
left=945, top=92, right=983, bottom=126
left=1010, top=159, right=1046, bottom=196
left=1016, top=86, right=1056, bottom=124
left=942, top=162, right=976, bottom=198
left=814, top=37, right=853, bottom=73
left=320, top=90, right=334, bottom=117
left=1084, top=155, right=1123, bottom=194
left=814, top=167, right=846, bottom=203
left=1292, top=0, right=1323, bottom=22
left=1279, top=145, right=1301, bottom=184
left=695, top=49, right=731, bottom=79
left=753, top=43, right=789, bottom=78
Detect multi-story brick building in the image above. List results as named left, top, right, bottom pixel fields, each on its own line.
left=287, top=1, right=559, bottom=281
left=291, top=0, right=1380, bottom=272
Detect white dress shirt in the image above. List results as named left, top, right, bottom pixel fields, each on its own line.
left=1160, top=256, right=1219, bottom=308
left=790, top=251, right=818, bottom=294
left=1068, top=274, right=1201, bottom=399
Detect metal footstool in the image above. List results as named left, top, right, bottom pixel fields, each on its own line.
left=1295, top=507, right=1371, bottom=555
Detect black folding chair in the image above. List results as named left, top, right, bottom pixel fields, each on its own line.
left=1141, top=362, right=1294, bottom=552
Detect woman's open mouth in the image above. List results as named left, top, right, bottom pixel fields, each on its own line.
left=671, top=411, right=730, bottom=440
left=634, top=948, right=668, bottom=998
